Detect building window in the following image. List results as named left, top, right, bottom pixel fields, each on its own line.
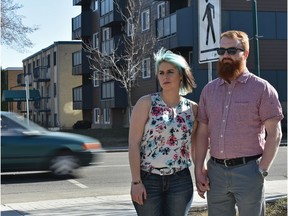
left=53, top=51, right=57, bottom=66
left=141, top=9, right=150, bottom=31
left=142, top=58, right=151, bottom=79
left=47, top=54, right=50, bottom=68
left=91, top=0, right=98, bottom=11
left=93, top=108, right=100, bottom=124
left=73, top=87, right=82, bottom=102
left=93, top=71, right=99, bottom=87
left=102, top=81, right=114, bottom=99
left=157, top=2, right=165, bottom=19
left=103, top=108, right=110, bottom=124
left=93, top=32, right=99, bottom=48
left=103, top=68, right=111, bottom=82
left=54, top=83, right=57, bottom=97
left=102, top=28, right=113, bottom=55
left=127, top=17, right=134, bottom=36
left=73, top=51, right=82, bottom=66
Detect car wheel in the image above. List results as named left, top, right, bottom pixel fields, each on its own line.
left=50, top=151, right=80, bottom=177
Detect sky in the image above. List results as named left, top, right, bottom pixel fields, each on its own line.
left=1, top=0, right=81, bottom=69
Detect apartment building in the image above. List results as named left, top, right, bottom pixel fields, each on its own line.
left=1, top=67, right=24, bottom=113
left=21, top=41, right=83, bottom=128
left=72, top=0, right=287, bottom=129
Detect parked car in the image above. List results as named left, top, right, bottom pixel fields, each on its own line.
left=1, top=111, right=103, bottom=177
left=72, top=120, right=92, bottom=129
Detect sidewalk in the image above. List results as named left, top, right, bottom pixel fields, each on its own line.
left=1, top=180, right=287, bottom=216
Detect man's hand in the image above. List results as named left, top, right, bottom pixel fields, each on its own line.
left=195, top=170, right=210, bottom=199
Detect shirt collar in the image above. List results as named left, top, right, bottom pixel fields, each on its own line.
left=218, top=69, right=250, bottom=86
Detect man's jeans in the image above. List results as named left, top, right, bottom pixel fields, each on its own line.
left=207, top=158, right=265, bottom=216
left=133, top=168, right=193, bottom=216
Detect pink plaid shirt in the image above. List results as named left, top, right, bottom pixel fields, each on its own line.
left=198, top=70, right=284, bottom=159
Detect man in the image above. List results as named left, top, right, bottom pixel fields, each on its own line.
left=194, top=30, right=283, bottom=216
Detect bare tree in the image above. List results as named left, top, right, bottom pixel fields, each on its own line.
left=83, top=0, right=156, bottom=117
left=1, top=0, right=39, bottom=52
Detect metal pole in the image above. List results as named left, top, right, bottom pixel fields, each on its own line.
left=25, top=75, right=30, bottom=123
left=208, top=61, right=212, bottom=82
left=252, top=0, right=260, bottom=77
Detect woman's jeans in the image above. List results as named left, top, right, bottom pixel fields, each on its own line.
left=133, top=168, right=193, bottom=216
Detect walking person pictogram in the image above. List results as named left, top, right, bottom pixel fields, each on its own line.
left=202, top=0, right=216, bottom=45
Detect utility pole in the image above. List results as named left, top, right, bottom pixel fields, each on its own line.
left=251, top=0, right=260, bottom=77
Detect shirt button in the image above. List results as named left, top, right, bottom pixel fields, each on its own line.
left=226, top=105, right=228, bottom=108
left=228, top=92, right=231, bottom=94
left=220, top=135, right=223, bottom=138
left=220, top=151, right=224, bottom=153
left=223, top=120, right=225, bottom=122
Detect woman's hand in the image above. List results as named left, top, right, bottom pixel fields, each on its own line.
left=130, top=183, right=147, bottom=205
left=195, top=169, right=210, bottom=199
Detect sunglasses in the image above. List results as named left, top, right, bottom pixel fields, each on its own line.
left=216, top=47, right=244, bottom=55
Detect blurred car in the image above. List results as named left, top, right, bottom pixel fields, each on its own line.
left=1, top=111, right=103, bottom=177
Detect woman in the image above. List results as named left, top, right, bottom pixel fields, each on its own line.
left=129, top=47, right=198, bottom=216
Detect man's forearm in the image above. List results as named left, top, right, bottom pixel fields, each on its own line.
left=260, top=125, right=282, bottom=170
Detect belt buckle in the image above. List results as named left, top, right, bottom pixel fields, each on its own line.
left=224, top=159, right=229, bottom=167
left=159, top=168, right=172, bottom=176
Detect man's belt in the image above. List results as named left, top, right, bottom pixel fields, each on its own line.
left=211, top=154, right=262, bottom=167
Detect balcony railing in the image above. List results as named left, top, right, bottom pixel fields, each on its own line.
left=101, top=80, right=127, bottom=108
left=157, top=14, right=177, bottom=38
left=34, top=97, right=51, bottom=112
left=156, top=7, right=194, bottom=49
left=33, top=66, right=50, bottom=82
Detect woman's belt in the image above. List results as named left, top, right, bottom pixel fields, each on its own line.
left=142, top=167, right=183, bottom=176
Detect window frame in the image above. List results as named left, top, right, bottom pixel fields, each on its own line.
left=141, top=9, right=150, bottom=32
left=142, top=57, right=151, bottom=79
left=93, top=108, right=101, bottom=124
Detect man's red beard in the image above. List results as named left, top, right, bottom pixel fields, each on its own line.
left=217, top=58, right=243, bottom=81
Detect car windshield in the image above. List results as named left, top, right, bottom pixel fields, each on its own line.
left=1, top=112, right=47, bottom=132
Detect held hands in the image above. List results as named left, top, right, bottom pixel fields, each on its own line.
left=195, top=170, right=210, bottom=199
left=130, top=183, right=147, bottom=205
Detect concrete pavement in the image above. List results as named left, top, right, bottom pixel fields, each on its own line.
left=1, top=179, right=287, bottom=216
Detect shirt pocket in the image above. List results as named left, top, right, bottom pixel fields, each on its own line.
left=233, top=102, right=259, bottom=122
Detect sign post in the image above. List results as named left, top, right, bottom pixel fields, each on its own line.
left=198, top=0, right=221, bottom=81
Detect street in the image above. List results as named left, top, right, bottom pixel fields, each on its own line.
left=1, top=147, right=287, bottom=205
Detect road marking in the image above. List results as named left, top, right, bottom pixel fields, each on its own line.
left=67, top=179, right=88, bottom=189
left=96, top=165, right=129, bottom=168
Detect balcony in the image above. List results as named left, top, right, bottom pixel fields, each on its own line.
left=72, top=15, right=81, bottom=40
left=100, top=80, right=127, bottom=108
left=33, top=66, right=50, bottom=82
left=100, top=10, right=123, bottom=27
left=156, top=6, right=194, bottom=49
left=72, top=84, right=93, bottom=110
left=16, top=74, right=32, bottom=86
left=34, top=97, right=51, bottom=113
left=72, top=11, right=92, bottom=39
left=73, top=0, right=90, bottom=6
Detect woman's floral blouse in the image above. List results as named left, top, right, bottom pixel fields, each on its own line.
left=140, top=92, right=195, bottom=171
